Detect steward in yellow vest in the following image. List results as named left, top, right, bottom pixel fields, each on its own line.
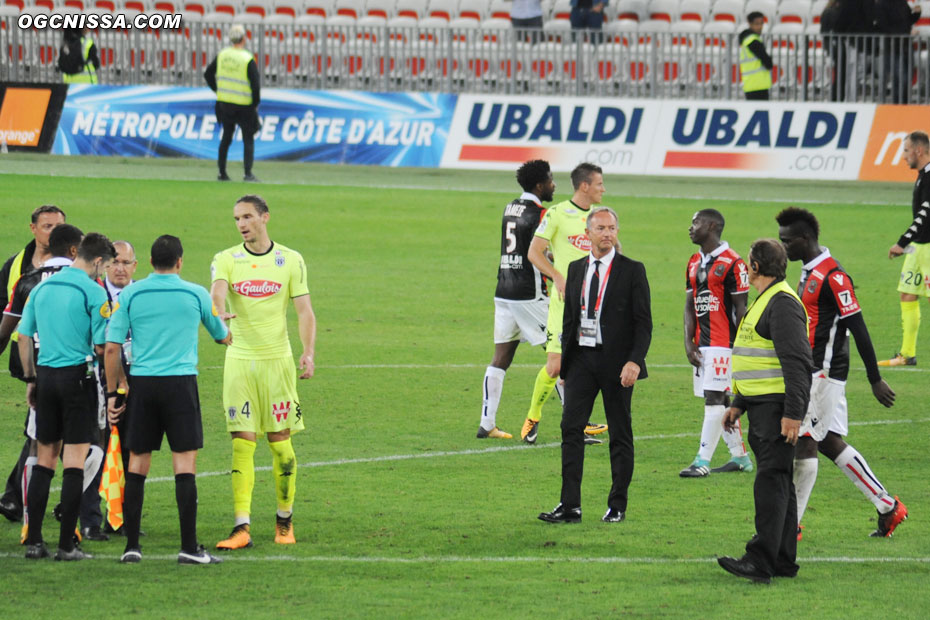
left=738, top=12, right=773, bottom=100
left=204, top=24, right=261, bottom=182
left=719, top=239, right=812, bottom=584
left=59, top=28, right=99, bottom=84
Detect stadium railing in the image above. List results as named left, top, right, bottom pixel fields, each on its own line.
left=1, top=14, right=929, bottom=104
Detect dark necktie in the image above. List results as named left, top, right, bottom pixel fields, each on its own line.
left=587, top=260, right=600, bottom=319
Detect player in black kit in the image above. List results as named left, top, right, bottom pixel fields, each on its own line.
left=477, top=160, right=556, bottom=439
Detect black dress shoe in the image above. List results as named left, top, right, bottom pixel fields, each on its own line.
left=538, top=503, right=581, bottom=523
left=82, top=526, right=110, bottom=542
left=601, top=508, right=625, bottom=523
left=717, top=556, right=771, bottom=584
left=0, top=498, right=22, bottom=522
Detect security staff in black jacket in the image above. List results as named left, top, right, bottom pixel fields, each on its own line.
left=718, top=239, right=812, bottom=584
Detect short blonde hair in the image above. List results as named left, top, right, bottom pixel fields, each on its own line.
left=229, top=24, right=246, bottom=44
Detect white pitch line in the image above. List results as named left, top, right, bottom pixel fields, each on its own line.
left=0, top=551, right=927, bottom=564
left=133, top=418, right=930, bottom=485
left=198, top=363, right=930, bottom=373
left=0, top=168, right=904, bottom=206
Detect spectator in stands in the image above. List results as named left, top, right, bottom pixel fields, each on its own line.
left=820, top=0, right=845, bottom=102
left=877, top=0, right=921, bottom=104
left=570, top=0, right=609, bottom=43
left=58, top=27, right=99, bottom=84
left=204, top=25, right=261, bottom=183
left=509, top=0, right=545, bottom=43
left=738, top=12, right=773, bottom=100
left=832, top=0, right=878, bottom=102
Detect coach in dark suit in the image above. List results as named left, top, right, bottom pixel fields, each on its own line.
left=539, top=207, right=652, bottom=524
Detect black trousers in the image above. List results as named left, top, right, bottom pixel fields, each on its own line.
left=743, top=401, right=799, bottom=577
left=215, top=101, right=257, bottom=176
left=560, top=347, right=634, bottom=512
left=745, top=89, right=770, bottom=101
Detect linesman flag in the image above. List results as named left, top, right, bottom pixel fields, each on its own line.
left=99, top=425, right=125, bottom=530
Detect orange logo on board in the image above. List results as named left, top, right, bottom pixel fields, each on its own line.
left=0, top=87, right=52, bottom=147
left=859, top=105, right=930, bottom=182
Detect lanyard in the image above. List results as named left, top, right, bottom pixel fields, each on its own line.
left=581, top=259, right=612, bottom=316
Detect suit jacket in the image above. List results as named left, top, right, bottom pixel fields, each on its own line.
left=561, top=252, right=652, bottom=380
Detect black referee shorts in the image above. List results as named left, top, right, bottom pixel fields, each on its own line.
left=126, top=375, right=203, bottom=454
left=35, top=365, right=98, bottom=445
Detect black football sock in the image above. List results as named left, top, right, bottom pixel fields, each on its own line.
left=58, top=467, right=83, bottom=551
left=175, top=473, right=198, bottom=554
left=123, top=472, right=146, bottom=552
left=26, top=465, right=54, bottom=545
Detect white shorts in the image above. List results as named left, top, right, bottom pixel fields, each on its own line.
left=26, top=406, right=36, bottom=441
left=800, top=373, right=848, bottom=442
left=692, top=346, right=732, bottom=397
left=493, top=297, right=549, bottom=346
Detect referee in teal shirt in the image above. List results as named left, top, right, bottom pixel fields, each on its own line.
left=105, top=234, right=230, bottom=565
left=18, top=233, right=116, bottom=561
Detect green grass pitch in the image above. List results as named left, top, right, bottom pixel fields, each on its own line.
left=0, top=155, right=927, bottom=618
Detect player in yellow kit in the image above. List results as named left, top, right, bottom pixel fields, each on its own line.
left=211, top=194, right=317, bottom=549
left=523, top=163, right=610, bottom=443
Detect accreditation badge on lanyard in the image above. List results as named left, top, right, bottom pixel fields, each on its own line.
left=579, top=261, right=611, bottom=347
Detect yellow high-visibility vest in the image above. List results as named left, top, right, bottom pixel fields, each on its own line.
left=215, top=47, right=254, bottom=106
left=63, top=36, right=97, bottom=84
left=5, top=249, right=25, bottom=343
left=740, top=33, right=772, bottom=93
left=732, top=280, right=806, bottom=396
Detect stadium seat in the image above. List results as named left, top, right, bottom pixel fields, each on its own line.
left=776, top=0, right=809, bottom=26
left=614, top=0, right=646, bottom=22
left=480, top=16, right=511, bottom=42
left=364, top=0, right=393, bottom=20
left=550, top=0, right=570, bottom=21
left=201, top=10, right=233, bottom=39
left=333, top=0, right=363, bottom=19
left=273, top=0, right=300, bottom=18
left=93, top=0, right=116, bottom=12
left=543, top=18, right=571, bottom=42
left=242, top=0, right=272, bottom=18
left=648, top=0, right=679, bottom=23
left=417, top=15, right=449, bottom=40
left=424, top=0, right=456, bottom=21
left=709, top=0, right=741, bottom=23
left=63, top=0, right=86, bottom=9
left=118, top=0, right=147, bottom=11
left=182, top=0, right=207, bottom=14
left=744, top=0, right=775, bottom=22
left=448, top=15, right=478, bottom=42
left=302, top=0, right=332, bottom=18
left=605, top=18, right=638, bottom=46
left=2, top=0, right=23, bottom=11
left=210, top=0, right=240, bottom=16
left=488, top=0, right=509, bottom=20
left=677, top=0, right=710, bottom=22
left=456, top=1, right=485, bottom=22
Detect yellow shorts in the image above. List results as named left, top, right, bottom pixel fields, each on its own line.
left=223, top=356, right=304, bottom=435
left=545, top=294, right=565, bottom=355
left=897, top=242, right=930, bottom=297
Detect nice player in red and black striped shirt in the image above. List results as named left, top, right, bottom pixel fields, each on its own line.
left=777, top=207, right=907, bottom=539
left=679, top=209, right=752, bottom=478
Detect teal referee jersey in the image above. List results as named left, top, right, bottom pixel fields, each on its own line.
left=17, top=266, right=109, bottom=368
left=106, top=273, right=228, bottom=376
